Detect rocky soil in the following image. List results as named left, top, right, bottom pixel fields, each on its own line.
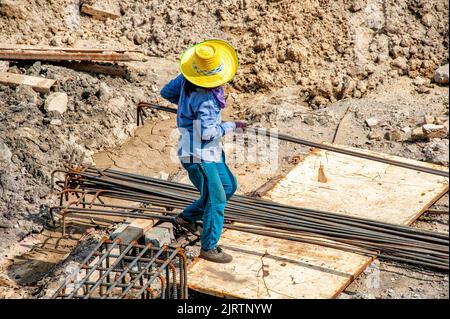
left=0, top=0, right=448, bottom=105
left=0, top=0, right=448, bottom=299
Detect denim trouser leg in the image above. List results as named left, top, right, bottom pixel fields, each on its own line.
left=181, top=159, right=237, bottom=251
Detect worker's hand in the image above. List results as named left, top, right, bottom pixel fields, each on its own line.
left=234, top=121, right=247, bottom=131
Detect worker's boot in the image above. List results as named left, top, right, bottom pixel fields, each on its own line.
left=200, top=246, right=233, bottom=263
left=174, top=214, right=201, bottom=236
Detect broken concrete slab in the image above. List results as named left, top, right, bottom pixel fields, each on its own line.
left=115, top=226, right=143, bottom=245
left=144, top=222, right=174, bottom=247
left=111, top=218, right=155, bottom=244
left=45, top=92, right=68, bottom=114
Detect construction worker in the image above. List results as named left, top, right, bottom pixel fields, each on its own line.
left=160, top=39, right=245, bottom=263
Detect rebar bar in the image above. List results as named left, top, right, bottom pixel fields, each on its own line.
left=136, top=102, right=449, bottom=178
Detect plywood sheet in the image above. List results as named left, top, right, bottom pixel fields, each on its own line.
left=188, top=229, right=372, bottom=299
left=263, top=144, right=449, bottom=225
left=188, top=144, right=449, bottom=298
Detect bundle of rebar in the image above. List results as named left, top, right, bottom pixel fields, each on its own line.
left=52, top=237, right=188, bottom=299
left=52, top=167, right=449, bottom=271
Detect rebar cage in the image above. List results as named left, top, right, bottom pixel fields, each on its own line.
left=52, top=238, right=188, bottom=299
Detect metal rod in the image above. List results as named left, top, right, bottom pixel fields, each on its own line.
left=136, top=102, right=449, bottom=178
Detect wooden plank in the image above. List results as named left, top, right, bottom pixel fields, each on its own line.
left=0, top=72, right=56, bottom=93
left=0, top=50, right=137, bottom=62
left=0, top=46, right=142, bottom=53
left=188, top=145, right=449, bottom=298
left=81, top=2, right=120, bottom=21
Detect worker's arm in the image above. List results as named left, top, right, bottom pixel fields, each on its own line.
left=160, top=74, right=184, bottom=104
left=195, top=99, right=236, bottom=141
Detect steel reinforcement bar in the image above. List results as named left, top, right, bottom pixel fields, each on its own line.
left=136, top=102, right=449, bottom=177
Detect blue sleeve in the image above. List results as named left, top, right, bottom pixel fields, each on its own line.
left=195, top=99, right=236, bottom=141
left=160, top=74, right=184, bottom=104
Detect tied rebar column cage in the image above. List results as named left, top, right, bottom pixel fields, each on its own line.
left=52, top=238, right=188, bottom=299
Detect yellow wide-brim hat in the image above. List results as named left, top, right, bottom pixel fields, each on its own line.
left=179, top=39, right=238, bottom=88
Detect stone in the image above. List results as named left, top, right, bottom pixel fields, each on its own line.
left=433, top=64, right=449, bottom=85
left=311, top=95, right=329, bottom=108
left=416, top=85, right=431, bottom=94
left=15, top=84, right=38, bottom=105
left=0, top=140, right=12, bottom=163
left=255, top=72, right=274, bottom=90
left=133, top=31, right=146, bottom=45
left=411, top=127, right=426, bottom=141
left=422, top=124, right=448, bottom=138
left=286, top=44, right=306, bottom=62
left=392, top=57, right=409, bottom=71
left=45, top=92, right=68, bottom=114
left=421, top=13, right=434, bottom=27
left=401, top=126, right=411, bottom=134
left=365, top=118, right=378, bottom=127
left=303, top=115, right=315, bottom=125
left=368, top=131, right=383, bottom=141
left=384, top=130, right=402, bottom=142
left=0, top=0, right=26, bottom=19
left=349, top=0, right=365, bottom=12
left=99, top=82, right=112, bottom=100
left=50, top=119, right=62, bottom=126
left=424, top=115, right=435, bottom=124
left=253, top=38, right=270, bottom=52
left=0, top=219, right=12, bottom=229
left=0, top=60, right=9, bottom=72
left=424, top=139, right=449, bottom=165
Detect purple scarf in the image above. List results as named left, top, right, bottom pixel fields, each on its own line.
left=210, top=86, right=226, bottom=109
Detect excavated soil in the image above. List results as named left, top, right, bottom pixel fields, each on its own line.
left=0, top=0, right=448, bottom=299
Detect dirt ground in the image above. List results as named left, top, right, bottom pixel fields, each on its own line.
left=0, top=0, right=448, bottom=299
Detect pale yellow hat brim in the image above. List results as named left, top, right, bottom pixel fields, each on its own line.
left=179, top=39, right=238, bottom=88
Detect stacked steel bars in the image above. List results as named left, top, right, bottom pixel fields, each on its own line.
left=52, top=167, right=449, bottom=271
left=52, top=237, right=187, bottom=299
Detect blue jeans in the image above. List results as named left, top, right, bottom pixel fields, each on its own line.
left=180, top=157, right=237, bottom=251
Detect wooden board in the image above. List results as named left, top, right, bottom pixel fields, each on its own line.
left=188, top=144, right=449, bottom=299
left=0, top=50, right=136, bottom=62
left=81, top=2, right=121, bottom=21
left=0, top=71, right=56, bottom=93
left=188, top=229, right=373, bottom=299
left=263, top=144, right=449, bottom=225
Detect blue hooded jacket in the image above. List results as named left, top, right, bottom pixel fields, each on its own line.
left=160, top=74, right=236, bottom=162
